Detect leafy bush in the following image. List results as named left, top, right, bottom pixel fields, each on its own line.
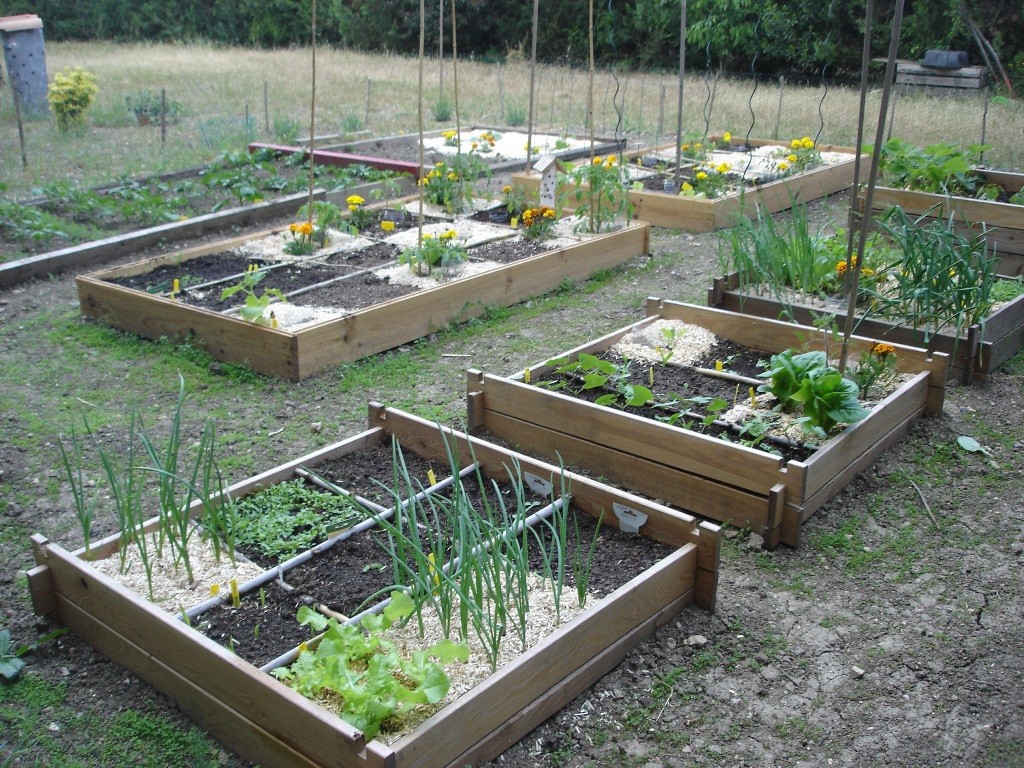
left=47, top=67, right=99, bottom=133
left=125, top=90, right=184, bottom=124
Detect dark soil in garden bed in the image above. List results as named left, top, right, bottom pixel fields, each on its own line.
left=308, top=441, right=449, bottom=508
left=194, top=485, right=674, bottom=667
left=542, top=339, right=815, bottom=461
left=104, top=232, right=564, bottom=315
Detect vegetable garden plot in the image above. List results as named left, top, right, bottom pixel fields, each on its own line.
left=467, top=300, right=947, bottom=549
left=856, top=168, right=1024, bottom=279
left=0, top=156, right=414, bottom=289
left=28, top=405, right=720, bottom=768
left=709, top=270, right=1024, bottom=384
left=511, top=137, right=860, bottom=232
left=76, top=205, right=650, bottom=379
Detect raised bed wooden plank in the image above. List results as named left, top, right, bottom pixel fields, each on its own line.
left=708, top=271, right=1024, bottom=383
left=77, top=221, right=649, bottom=380
left=30, top=405, right=720, bottom=768
left=467, top=300, right=946, bottom=548
left=513, top=138, right=860, bottom=232
left=856, top=175, right=1024, bottom=278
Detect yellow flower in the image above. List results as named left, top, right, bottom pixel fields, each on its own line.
left=422, top=233, right=434, bottom=240
left=873, top=342, right=896, bottom=357
left=696, top=171, right=708, bottom=181
left=347, top=204, right=358, bottom=212
left=791, top=138, right=802, bottom=149
left=209, top=583, right=220, bottom=596
left=502, top=185, right=512, bottom=193
left=778, top=162, right=789, bottom=172
left=380, top=220, right=395, bottom=232
left=605, top=155, right=616, bottom=167
left=681, top=143, right=690, bottom=151
left=288, top=222, right=301, bottom=233
left=346, top=195, right=365, bottom=207
left=447, top=172, right=457, bottom=181
left=593, top=156, right=603, bottom=165
left=471, top=142, right=478, bottom=150
left=716, top=162, right=730, bottom=174
left=542, top=208, right=555, bottom=218
left=723, top=131, right=732, bottom=143
left=862, top=267, right=875, bottom=277
left=681, top=181, right=694, bottom=193
left=441, top=229, right=457, bottom=240
left=802, top=137, right=814, bottom=149
left=694, top=142, right=703, bottom=150
left=787, top=154, right=798, bottom=164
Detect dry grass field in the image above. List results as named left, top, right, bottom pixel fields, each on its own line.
left=2, top=42, right=1024, bottom=198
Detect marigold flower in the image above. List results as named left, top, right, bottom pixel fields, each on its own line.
left=542, top=208, right=555, bottom=218
left=441, top=229, right=457, bottom=240
left=778, top=162, right=789, bottom=172
left=348, top=204, right=358, bottom=211
left=873, top=342, right=896, bottom=357
left=380, top=220, right=395, bottom=232
left=289, top=222, right=302, bottom=233
left=502, top=185, right=512, bottom=193
left=802, top=137, right=814, bottom=149
left=447, top=172, right=457, bottom=181
left=422, top=233, right=434, bottom=240
left=716, top=162, right=730, bottom=174
left=471, top=142, right=478, bottom=150
left=593, top=156, right=603, bottom=165
left=681, top=143, right=690, bottom=151
left=723, top=131, right=732, bottom=143
left=787, top=154, right=798, bottom=164
left=694, top=143, right=703, bottom=150
left=791, top=138, right=802, bottom=149
left=346, top=195, right=365, bottom=207
left=696, top=171, right=708, bottom=181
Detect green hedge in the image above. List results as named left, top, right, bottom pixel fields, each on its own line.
left=10, top=0, right=1022, bottom=89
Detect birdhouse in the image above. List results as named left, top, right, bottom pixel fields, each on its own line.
left=534, top=155, right=558, bottom=208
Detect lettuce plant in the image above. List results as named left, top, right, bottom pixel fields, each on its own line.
left=759, top=349, right=869, bottom=437
left=272, top=591, right=467, bottom=739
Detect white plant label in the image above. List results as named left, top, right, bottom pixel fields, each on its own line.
left=524, top=472, right=554, bottom=497
left=613, top=503, right=648, bottom=534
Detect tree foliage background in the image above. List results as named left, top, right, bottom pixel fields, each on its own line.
left=8, top=0, right=1023, bottom=91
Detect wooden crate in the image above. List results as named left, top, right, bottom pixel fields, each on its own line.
left=856, top=171, right=1024, bottom=278
left=0, top=178, right=415, bottom=290
left=76, top=220, right=650, bottom=380
left=512, top=138, right=860, bottom=232
left=27, top=404, right=720, bottom=768
left=708, top=271, right=1024, bottom=384
left=895, top=61, right=988, bottom=93
left=466, top=300, right=947, bottom=549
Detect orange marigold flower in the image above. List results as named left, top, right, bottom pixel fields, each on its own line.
left=873, top=342, right=896, bottom=357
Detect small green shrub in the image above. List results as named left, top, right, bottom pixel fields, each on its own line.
left=506, top=105, right=526, bottom=126
left=47, top=67, right=99, bottom=133
left=125, top=90, right=184, bottom=125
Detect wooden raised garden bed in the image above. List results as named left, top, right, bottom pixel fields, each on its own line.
left=0, top=171, right=414, bottom=291
left=27, top=404, right=720, bottom=768
left=75, top=211, right=650, bottom=380
left=466, top=300, right=947, bottom=549
left=856, top=169, right=1024, bottom=278
left=708, top=271, right=1024, bottom=384
left=315, top=127, right=623, bottom=175
left=512, top=138, right=860, bottom=232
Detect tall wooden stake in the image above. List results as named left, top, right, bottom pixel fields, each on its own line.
left=526, top=0, right=540, bottom=170
left=673, top=0, right=687, bottom=191
left=306, top=0, right=318, bottom=228
left=840, top=0, right=904, bottom=373
left=417, top=0, right=426, bottom=245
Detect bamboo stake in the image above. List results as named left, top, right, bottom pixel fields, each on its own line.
left=673, top=1, right=687, bottom=191
left=840, top=0, right=905, bottom=373
left=450, top=0, right=461, bottom=150
left=305, top=0, right=318, bottom=229
left=587, top=0, right=596, bottom=232
left=772, top=76, right=785, bottom=140
left=526, top=0, right=539, bottom=170
left=417, top=0, right=425, bottom=246
left=843, top=0, right=874, bottom=295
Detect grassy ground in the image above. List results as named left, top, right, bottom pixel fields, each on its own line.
left=2, top=42, right=1024, bottom=199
